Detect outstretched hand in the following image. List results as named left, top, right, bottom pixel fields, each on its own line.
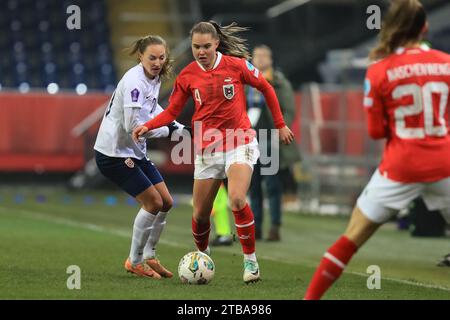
left=167, top=122, right=192, bottom=139
left=279, top=126, right=294, bottom=145
left=132, top=125, right=149, bottom=142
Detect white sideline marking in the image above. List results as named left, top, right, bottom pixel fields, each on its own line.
left=1, top=206, right=450, bottom=292
left=0, top=206, right=182, bottom=248
left=350, top=272, right=450, bottom=292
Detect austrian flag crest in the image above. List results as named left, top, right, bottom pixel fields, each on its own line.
left=223, top=84, right=235, bottom=100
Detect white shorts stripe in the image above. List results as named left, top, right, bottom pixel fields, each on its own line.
left=324, top=252, right=346, bottom=269
left=235, top=220, right=255, bottom=228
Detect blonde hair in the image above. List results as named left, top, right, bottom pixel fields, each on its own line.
left=369, top=0, right=426, bottom=61
left=128, top=35, right=173, bottom=80
left=190, top=21, right=250, bottom=60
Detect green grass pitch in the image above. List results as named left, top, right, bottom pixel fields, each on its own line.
left=0, top=188, right=449, bottom=300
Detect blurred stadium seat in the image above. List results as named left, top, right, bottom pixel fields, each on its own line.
left=0, top=0, right=116, bottom=92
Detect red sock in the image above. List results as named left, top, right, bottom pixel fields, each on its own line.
left=192, top=217, right=210, bottom=252
left=304, top=236, right=358, bottom=300
left=232, top=203, right=255, bottom=254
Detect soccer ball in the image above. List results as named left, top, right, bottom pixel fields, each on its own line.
left=178, top=251, right=215, bottom=285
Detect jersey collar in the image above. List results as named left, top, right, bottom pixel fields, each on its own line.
left=395, top=43, right=430, bottom=55
left=196, top=52, right=222, bottom=72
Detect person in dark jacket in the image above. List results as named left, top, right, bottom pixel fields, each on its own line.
left=247, top=44, right=301, bottom=241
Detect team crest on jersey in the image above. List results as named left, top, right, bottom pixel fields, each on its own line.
left=131, top=88, right=140, bottom=102
left=124, top=158, right=135, bottom=168
left=223, top=84, right=235, bottom=99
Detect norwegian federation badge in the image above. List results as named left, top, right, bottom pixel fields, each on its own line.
left=124, top=158, right=135, bottom=168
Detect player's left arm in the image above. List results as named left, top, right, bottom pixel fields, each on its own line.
left=123, top=79, right=146, bottom=134
left=123, top=107, right=142, bottom=134
left=363, top=70, right=388, bottom=139
left=276, top=75, right=296, bottom=126
left=240, top=59, right=293, bottom=144
left=240, top=60, right=285, bottom=128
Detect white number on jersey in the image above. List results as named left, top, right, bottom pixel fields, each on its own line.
left=194, top=88, right=202, bottom=106
left=393, top=81, right=448, bottom=139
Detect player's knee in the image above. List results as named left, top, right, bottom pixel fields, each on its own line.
left=193, top=214, right=210, bottom=225
left=142, top=195, right=163, bottom=213
left=229, top=193, right=246, bottom=211
left=161, top=195, right=173, bottom=212
left=192, top=208, right=211, bottom=224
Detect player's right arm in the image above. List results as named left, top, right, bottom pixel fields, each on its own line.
left=143, top=104, right=191, bottom=139
left=133, top=76, right=190, bottom=142
left=363, top=66, right=388, bottom=139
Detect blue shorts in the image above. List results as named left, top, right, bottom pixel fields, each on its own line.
left=95, top=150, right=164, bottom=197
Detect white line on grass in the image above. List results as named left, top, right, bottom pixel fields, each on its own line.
left=0, top=207, right=185, bottom=248
left=2, top=206, right=450, bottom=292
left=350, top=272, right=450, bottom=292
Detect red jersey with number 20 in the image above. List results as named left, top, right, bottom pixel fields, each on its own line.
left=363, top=46, right=450, bottom=183
left=144, top=52, right=285, bottom=152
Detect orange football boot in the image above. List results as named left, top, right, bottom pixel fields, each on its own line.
left=124, top=258, right=162, bottom=279
left=144, top=258, right=174, bottom=278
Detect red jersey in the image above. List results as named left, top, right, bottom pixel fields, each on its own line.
left=143, top=52, right=285, bottom=152
left=363, top=46, right=450, bottom=183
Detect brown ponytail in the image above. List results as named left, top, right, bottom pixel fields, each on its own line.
left=127, top=35, right=174, bottom=80
left=190, top=21, right=250, bottom=60
left=369, top=0, right=426, bottom=61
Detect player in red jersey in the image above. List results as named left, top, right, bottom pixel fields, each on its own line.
left=304, top=0, right=450, bottom=299
left=133, top=21, right=294, bottom=283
